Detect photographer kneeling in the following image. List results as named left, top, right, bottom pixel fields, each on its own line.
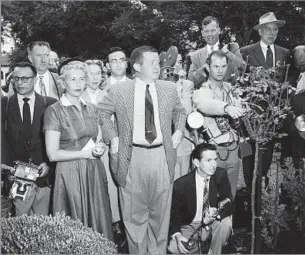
left=168, top=143, right=233, bottom=254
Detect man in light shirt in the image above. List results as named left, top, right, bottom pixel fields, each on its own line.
left=98, top=46, right=186, bottom=254
left=168, top=143, right=232, bottom=254
left=103, top=47, right=131, bottom=91
left=193, top=50, right=244, bottom=199
left=27, top=41, right=62, bottom=100
left=188, top=16, right=244, bottom=88
left=3, top=62, right=56, bottom=215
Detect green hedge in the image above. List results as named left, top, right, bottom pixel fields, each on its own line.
left=1, top=212, right=117, bottom=254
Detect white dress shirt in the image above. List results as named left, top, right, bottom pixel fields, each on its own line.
left=34, top=71, right=50, bottom=96
left=133, top=77, right=163, bottom=145
left=296, top=72, right=305, bottom=94
left=207, top=41, right=220, bottom=56
left=193, top=171, right=211, bottom=222
left=109, top=75, right=127, bottom=85
left=17, top=92, right=36, bottom=123
left=260, top=41, right=275, bottom=67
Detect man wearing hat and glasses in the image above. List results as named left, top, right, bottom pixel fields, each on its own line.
left=240, top=12, right=291, bottom=190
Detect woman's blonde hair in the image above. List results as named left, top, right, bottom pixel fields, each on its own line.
left=58, top=61, right=88, bottom=89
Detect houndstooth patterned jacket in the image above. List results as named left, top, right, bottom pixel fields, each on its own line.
left=98, top=78, right=187, bottom=187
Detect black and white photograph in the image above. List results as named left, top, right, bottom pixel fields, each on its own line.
left=1, top=1, right=305, bottom=254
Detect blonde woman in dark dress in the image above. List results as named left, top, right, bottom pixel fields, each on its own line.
left=43, top=61, right=113, bottom=240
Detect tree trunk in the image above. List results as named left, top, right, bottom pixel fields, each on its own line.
left=251, top=140, right=262, bottom=253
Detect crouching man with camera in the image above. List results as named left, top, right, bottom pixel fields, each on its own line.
left=167, top=143, right=233, bottom=254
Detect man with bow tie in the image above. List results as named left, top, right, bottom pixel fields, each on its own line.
left=188, top=16, right=244, bottom=88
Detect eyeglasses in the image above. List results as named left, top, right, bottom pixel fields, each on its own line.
left=12, top=76, right=36, bottom=83
left=109, top=58, right=127, bottom=65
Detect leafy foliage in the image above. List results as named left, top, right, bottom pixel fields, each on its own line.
left=1, top=212, right=117, bottom=254
left=2, top=1, right=305, bottom=65
left=231, top=64, right=293, bottom=144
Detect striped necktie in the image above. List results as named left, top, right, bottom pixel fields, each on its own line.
left=202, top=178, right=210, bottom=221
left=39, top=76, right=47, bottom=96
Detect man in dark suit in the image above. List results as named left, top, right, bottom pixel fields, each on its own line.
left=240, top=12, right=291, bottom=189
left=27, top=41, right=63, bottom=100
left=3, top=62, right=56, bottom=216
left=188, top=16, right=245, bottom=88
left=99, top=46, right=186, bottom=254
left=168, top=143, right=233, bottom=254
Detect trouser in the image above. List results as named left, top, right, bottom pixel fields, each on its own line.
left=216, top=142, right=239, bottom=199
left=119, top=146, right=172, bottom=254
left=242, top=140, right=274, bottom=190
left=103, top=147, right=121, bottom=223
left=174, top=154, right=191, bottom=181
left=167, top=217, right=232, bottom=254
left=14, top=184, right=51, bottom=216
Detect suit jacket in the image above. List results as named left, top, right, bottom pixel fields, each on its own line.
left=188, top=42, right=245, bottom=87
left=4, top=93, right=57, bottom=171
left=169, top=168, right=233, bottom=236
left=240, top=42, right=290, bottom=68
left=81, top=88, right=107, bottom=105
left=98, top=78, right=187, bottom=187
left=35, top=71, right=63, bottom=100
left=102, top=76, right=132, bottom=93
left=176, top=79, right=194, bottom=157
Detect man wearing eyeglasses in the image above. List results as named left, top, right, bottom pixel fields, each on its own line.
left=2, top=62, right=56, bottom=216
left=103, top=47, right=131, bottom=92
left=27, top=41, right=63, bottom=100
left=188, top=16, right=244, bottom=88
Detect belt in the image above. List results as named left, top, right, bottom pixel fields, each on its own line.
left=217, top=141, right=236, bottom=147
left=133, top=143, right=163, bottom=149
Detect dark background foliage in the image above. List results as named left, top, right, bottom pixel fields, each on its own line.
left=2, top=1, right=305, bottom=65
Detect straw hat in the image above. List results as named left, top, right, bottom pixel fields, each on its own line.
left=254, top=12, right=285, bottom=30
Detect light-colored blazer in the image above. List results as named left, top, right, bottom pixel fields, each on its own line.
left=176, top=79, right=194, bottom=157
left=188, top=42, right=245, bottom=87
left=98, top=78, right=187, bottom=187
left=47, top=71, right=63, bottom=100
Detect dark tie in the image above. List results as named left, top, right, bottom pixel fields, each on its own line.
left=202, top=179, right=210, bottom=221
left=266, top=45, right=273, bottom=68
left=145, top=84, right=157, bottom=144
left=23, top=98, right=32, bottom=139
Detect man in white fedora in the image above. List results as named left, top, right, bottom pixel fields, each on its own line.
left=240, top=12, right=290, bottom=69
left=240, top=12, right=291, bottom=192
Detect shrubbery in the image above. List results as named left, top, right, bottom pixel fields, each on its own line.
left=1, top=212, right=117, bottom=254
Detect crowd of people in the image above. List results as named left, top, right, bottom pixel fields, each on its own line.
left=1, top=11, right=305, bottom=254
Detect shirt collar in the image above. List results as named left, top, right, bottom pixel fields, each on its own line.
left=17, top=91, right=36, bottom=102
left=135, top=77, right=155, bottom=87
left=110, top=75, right=127, bottom=85
left=207, top=41, right=220, bottom=51
left=36, top=71, right=49, bottom=78
left=196, top=169, right=211, bottom=182
left=260, top=40, right=274, bottom=52
left=60, top=94, right=87, bottom=106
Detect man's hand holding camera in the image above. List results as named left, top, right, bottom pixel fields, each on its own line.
left=175, top=233, right=190, bottom=254
left=38, top=162, right=50, bottom=177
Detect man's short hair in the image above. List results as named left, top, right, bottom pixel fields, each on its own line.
left=206, top=50, right=228, bottom=66
left=191, top=143, right=217, bottom=161
left=202, top=16, right=219, bottom=27
left=130, top=46, right=158, bottom=69
left=27, top=41, right=50, bottom=54
left=107, top=47, right=126, bottom=61
left=13, top=62, right=37, bottom=76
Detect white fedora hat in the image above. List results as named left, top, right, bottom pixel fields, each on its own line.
left=254, top=12, right=286, bottom=30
